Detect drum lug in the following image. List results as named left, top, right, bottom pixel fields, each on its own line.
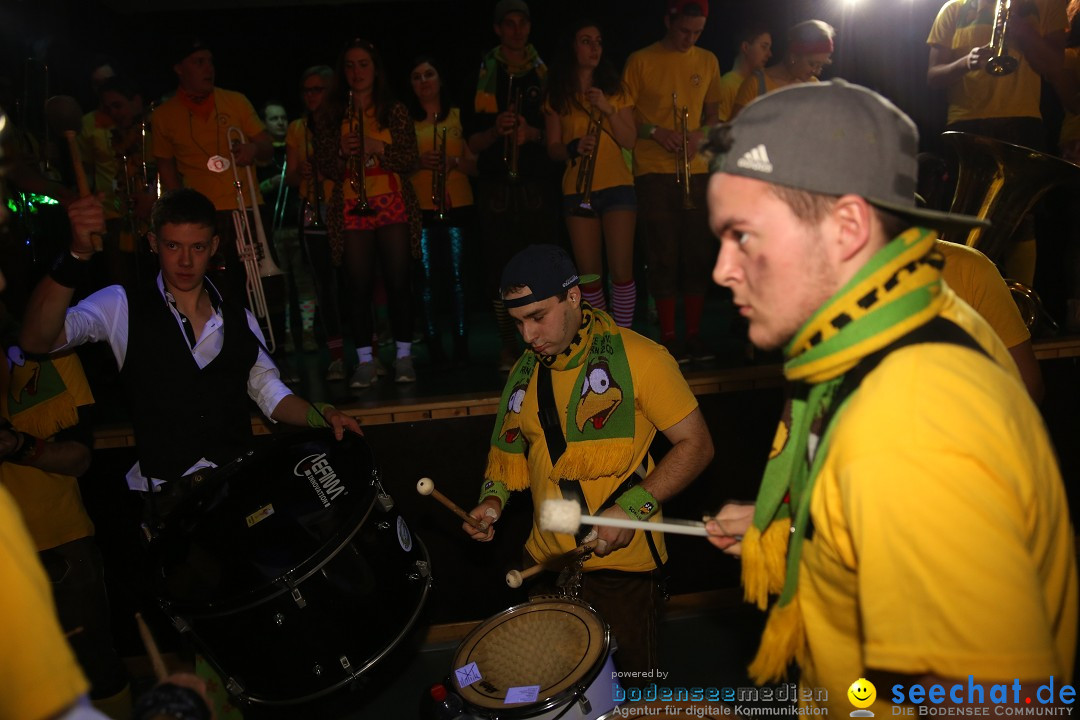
left=339, top=654, right=358, bottom=678
left=376, top=492, right=394, bottom=512
left=170, top=615, right=191, bottom=633
left=226, top=677, right=244, bottom=696
left=290, top=587, right=307, bottom=609
left=576, top=691, right=592, bottom=715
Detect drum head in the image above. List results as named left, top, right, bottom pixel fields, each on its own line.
left=157, top=431, right=376, bottom=612
left=452, top=598, right=609, bottom=713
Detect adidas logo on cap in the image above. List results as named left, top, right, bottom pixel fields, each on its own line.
left=736, top=144, right=773, bottom=174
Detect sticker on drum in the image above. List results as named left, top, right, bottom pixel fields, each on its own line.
left=396, top=516, right=413, bottom=552
left=451, top=597, right=617, bottom=719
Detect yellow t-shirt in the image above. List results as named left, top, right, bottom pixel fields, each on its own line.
left=927, top=0, right=1066, bottom=125
left=937, top=239, right=1029, bottom=349
left=733, top=69, right=780, bottom=114
left=1059, top=47, right=1080, bottom=147
left=0, top=484, right=89, bottom=720
left=339, top=107, right=398, bottom=200
left=717, top=69, right=747, bottom=122
left=1, top=352, right=96, bottom=552
left=410, top=108, right=474, bottom=211
left=284, top=117, right=333, bottom=208
left=152, top=87, right=267, bottom=210
left=622, top=42, right=722, bottom=175
left=546, top=92, right=634, bottom=195
left=515, top=329, right=699, bottom=573
left=796, top=291, right=1076, bottom=715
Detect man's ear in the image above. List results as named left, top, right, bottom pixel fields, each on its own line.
left=569, top=288, right=580, bottom=305
left=210, top=234, right=220, bottom=256
left=147, top=232, right=157, bottom=254
left=831, top=195, right=875, bottom=263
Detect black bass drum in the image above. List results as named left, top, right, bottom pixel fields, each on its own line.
left=154, top=430, right=431, bottom=706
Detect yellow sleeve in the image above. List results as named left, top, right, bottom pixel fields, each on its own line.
left=703, top=52, right=723, bottom=104
left=733, top=73, right=760, bottom=111
left=633, top=336, right=699, bottom=432
left=927, top=0, right=961, bottom=47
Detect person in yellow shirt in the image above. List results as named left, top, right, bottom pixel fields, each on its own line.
left=544, top=20, right=638, bottom=328
left=464, top=244, right=713, bottom=679
left=705, top=81, right=1076, bottom=715
left=622, top=0, right=721, bottom=362
left=730, top=19, right=835, bottom=118
left=717, top=22, right=773, bottom=122
left=407, top=55, right=477, bottom=366
left=286, top=65, right=348, bottom=381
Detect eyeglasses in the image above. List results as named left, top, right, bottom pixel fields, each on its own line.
left=302, top=86, right=326, bottom=95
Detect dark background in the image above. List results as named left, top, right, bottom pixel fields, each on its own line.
left=2, top=0, right=1043, bottom=160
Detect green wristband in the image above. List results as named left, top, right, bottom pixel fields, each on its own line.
left=616, top=485, right=659, bottom=521
left=306, top=402, right=336, bottom=428
left=638, top=123, right=658, bottom=140
left=478, top=479, right=510, bottom=508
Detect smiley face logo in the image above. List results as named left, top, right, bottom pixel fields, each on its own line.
left=847, top=678, right=876, bottom=710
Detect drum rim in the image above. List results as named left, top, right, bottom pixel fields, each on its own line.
left=157, top=433, right=381, bottom=614
left=452, top=596, right=612, bottom=716
left=191, top=533, right=433, bottom=707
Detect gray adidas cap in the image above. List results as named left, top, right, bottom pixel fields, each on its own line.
left=713, top=79, right=988, bottom=231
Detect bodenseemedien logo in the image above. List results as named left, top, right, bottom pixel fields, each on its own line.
left=890, top=677, right=1075, bottom=716
left=849, top=678, right=877, bottom=717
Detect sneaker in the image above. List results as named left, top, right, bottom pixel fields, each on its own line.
left=350, top=361, right=379, bottom=389
left=394, top=355, right=417, bottom=383
left=326, top=358, right=346, bottom=382
left=662, top=338, right=690, bottom=365
left=686, top=335, right=716, bottom=362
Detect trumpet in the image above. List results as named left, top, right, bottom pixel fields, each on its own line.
left=573, top=104, right=602, bottom=217
left=227, top=125, right=285, bottom=353
left=503, top=76, right=522, bottom=181
left=433, top=122, right=448, bottom=222
left=986, top=0, right=1019, bottom=76
left=346, top=90, right=373, bottom=216
left=672, top=92, right=695, bottom=210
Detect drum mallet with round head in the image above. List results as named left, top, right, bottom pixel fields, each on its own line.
left=505, top=538, right=600, bottom=588
left=540, top=498, right=720, bottom=538
left=416, top=477, right=489, bottom=532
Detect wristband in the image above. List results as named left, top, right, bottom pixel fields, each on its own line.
left=478, top=479, right=510, bottom=508
left=306, top=402, right=336, bottom=428
left=49, top=251, right=91, bottom=288
left=615, top=485, right=659, bottom=521
left=9, top=432, right=44, bottom=464
left=566, top=138, right=581, bottom=160
left=639, top=124, right=658, bottom=140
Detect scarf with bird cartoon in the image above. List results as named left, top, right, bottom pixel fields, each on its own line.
left=742, top=227, right=945, bottom=683
left=485, top=303, right=635, bottom=490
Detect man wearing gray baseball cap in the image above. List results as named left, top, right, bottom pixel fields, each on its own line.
left=703, top=81, right=1076, bottom=713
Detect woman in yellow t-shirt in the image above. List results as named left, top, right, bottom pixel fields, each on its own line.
left=732, top=19, right=835, bottom=118
left=407, top=55, right=477, bottom=365
left=543, top=20, right=638, bottom=327
left=313, top=39, right=421, bottom=388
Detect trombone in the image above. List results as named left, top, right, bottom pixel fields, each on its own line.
left=573, top=104, right=602, bottom=217
left=985, top=0, right=1019, bottom=76
left=227, top=125, right=285, bottom=354
left=432, top=122, right=448, bottom=222
left=672, top=92, right=695, bottom=210
left=503, top=75, right=521, bottom=181
left=346, top=90, right=373, bottom=216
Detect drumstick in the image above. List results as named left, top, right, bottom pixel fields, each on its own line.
left=505, top=538, right=600, bottom=588
left=135, top=612, right=168, bottom=682
left=45, top=95, right=103, bottom=252
left=416, top=477, right=489, bottom=532
left=540, top=498, right=718, bottom=538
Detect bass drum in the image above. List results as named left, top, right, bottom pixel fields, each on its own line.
left=155, top=431, right=431, bottom=706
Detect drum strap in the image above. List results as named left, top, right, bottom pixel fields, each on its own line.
left=536, top=364, right=666, bottom=578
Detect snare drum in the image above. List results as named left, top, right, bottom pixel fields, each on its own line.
left=451, top=597, right=621, bottom=719
left=155, top=431, right=431, bottom=706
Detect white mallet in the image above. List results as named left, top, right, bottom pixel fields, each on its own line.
left=505, top=538, right=600, bottom=588
left=416, top=477, right=489, bottom=532
left=540, top=498, right=713, bottom=538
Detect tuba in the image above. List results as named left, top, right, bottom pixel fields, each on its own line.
left=227, top=126, right=285, bottom=352
left=942, top=130, right=1080, bottom=329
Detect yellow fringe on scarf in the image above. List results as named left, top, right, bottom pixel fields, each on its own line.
left=748, top=597, right=805, bottom=684
left=484, top=447, right=531, bottom=492
left=550, top=438, right=634, bottom=487
left=740, top=518, right=790, bottom=610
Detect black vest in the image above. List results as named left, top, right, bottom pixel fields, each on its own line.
left=121, top=283, right=259, bottom=481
